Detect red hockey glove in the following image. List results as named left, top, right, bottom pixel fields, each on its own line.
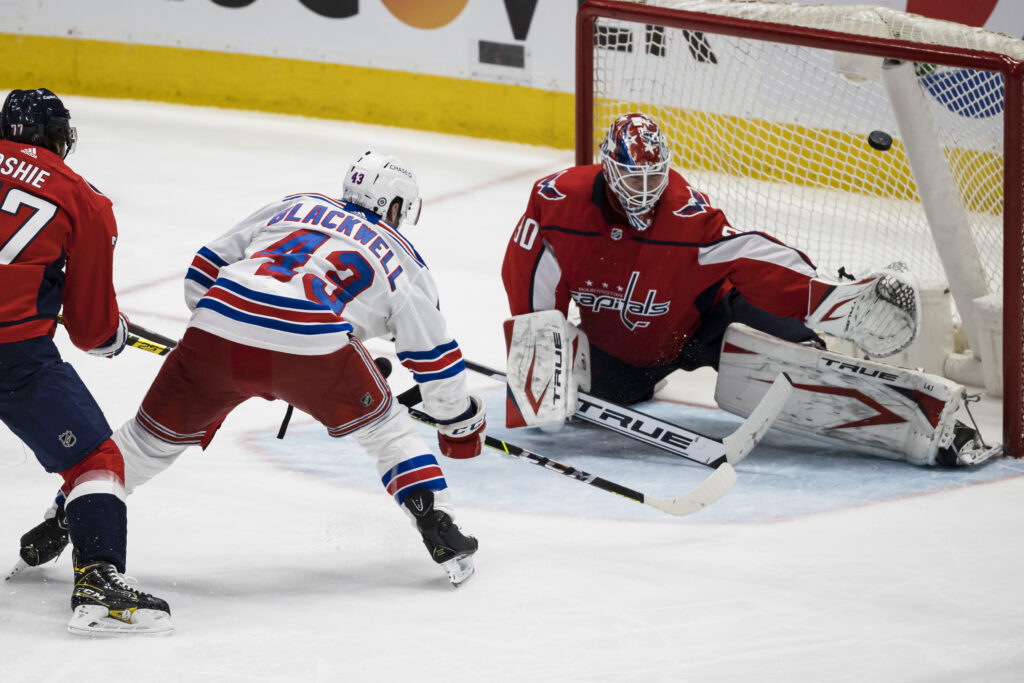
left=436, top=395, right=486, bottom=459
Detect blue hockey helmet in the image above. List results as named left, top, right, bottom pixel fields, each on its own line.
left=0, top=88, right=77, bottom=159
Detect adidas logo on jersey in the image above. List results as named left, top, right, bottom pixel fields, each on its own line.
left=20, top=147, right=37, bottom=158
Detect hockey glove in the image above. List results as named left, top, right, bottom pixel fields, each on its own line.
left=436, top=395, right=486, bottom=459
left=87, top=313, right=129, bottom=358
left=805, top=262, right=920, bottom=358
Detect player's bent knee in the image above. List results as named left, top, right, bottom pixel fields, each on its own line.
left=114, top=419, right=187, bottom=494
left=355, top=401, right=433, bottom=470
left=60, top=438, right=126, bottom=504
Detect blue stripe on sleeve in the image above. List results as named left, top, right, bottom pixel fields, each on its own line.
left=197, top=246, right=228, bottom=267
left=185, top=270, right=215, bottom=289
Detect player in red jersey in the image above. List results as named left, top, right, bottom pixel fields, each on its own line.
left=502, top=112, right=832, bottom=405
left=498, top=113, right=994, bottom=468
left=0, top=88, right=171, bottom=634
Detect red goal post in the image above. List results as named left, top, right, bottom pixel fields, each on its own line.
left=576, top=0, right=1024, bottom=458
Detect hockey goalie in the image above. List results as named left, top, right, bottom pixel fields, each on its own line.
left=499, top=111, right=1002, bottom=467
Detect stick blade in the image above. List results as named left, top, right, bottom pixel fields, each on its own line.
left=722, top=373, right=794, bottom=465
left=645, top=462, right=737, bottom=516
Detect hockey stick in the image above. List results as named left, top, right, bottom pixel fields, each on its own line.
left=464, top=359, right=793, bottom=466
left=55, top=315, right=175, bottom=357
left=387, top=384, right=735, bottom=516
left=125, top=322, right=176, bottom=355
left=402, top=399, right=737, bottom=516
left=276, top=406, right=295, bottom=440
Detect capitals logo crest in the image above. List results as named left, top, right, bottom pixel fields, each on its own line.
left=536, top=170, right=568, bottom=200
left=569, top=271, right=671, bottom=331
left=673, top=187, right=711, bottom=218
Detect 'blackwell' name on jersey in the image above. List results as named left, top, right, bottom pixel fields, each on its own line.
left=268, top=201, right=405, bottom=290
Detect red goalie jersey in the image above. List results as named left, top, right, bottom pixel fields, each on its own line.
left=501, top=165, right=819, bottom=367
left=0, top=140, right=121, bottom=350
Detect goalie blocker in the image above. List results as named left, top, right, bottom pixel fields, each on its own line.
left=715, top=324, right=1002, bottom=466
left=504, top=310, right=590, bottom=429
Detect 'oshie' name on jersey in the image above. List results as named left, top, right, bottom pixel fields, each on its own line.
left=185, top=192, right=436, bottom=357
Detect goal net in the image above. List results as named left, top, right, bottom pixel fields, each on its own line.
left=577, top=0, right=1024, bottom=457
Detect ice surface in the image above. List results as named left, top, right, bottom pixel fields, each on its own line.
left=2, top=98, right=1022, bottom=682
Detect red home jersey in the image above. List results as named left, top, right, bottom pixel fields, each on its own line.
left=0, top=140, right=121, bottom=349
left=501, top=165, right=818, bottom=367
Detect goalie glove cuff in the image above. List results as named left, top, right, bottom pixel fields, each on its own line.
left=436, top=395, right=486, bottom=459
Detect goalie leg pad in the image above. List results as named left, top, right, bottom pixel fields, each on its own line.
left=503, top=311, right=590, bottom=428
left=715, top=323, right=970, bottom=465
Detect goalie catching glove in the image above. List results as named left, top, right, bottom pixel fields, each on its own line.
left=805, top=262, right=920, bottom=358
left=435, top=395, right=486, bottom=459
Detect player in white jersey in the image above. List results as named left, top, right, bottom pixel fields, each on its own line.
left=16, top=150, right=486, bottom=588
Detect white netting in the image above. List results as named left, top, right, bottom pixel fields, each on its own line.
left=588, top=0, right=1016, bottom=302
left=637, top=1, right=1024, bottom=58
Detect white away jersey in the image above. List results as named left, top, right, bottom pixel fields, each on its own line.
left=184, top=192, right=469, bottom=419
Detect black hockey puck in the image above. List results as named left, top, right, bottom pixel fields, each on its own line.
left=868, top=130, right=893, bottom=151
left=374, top=356, right=393, bottom=378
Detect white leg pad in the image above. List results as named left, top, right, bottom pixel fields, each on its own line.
left=715, top=323, right=964, bottom=465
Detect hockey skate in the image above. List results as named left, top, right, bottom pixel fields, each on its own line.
left=6, top=504, right=70, bottom=581
left=403, top=489, right=478, bottom=586
left=935, top=421, right=1003, bottom=467
left=68, top=554, right=173, bottom=635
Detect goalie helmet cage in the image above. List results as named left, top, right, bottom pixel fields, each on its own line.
left=575, top=0, right=1024, bottom=459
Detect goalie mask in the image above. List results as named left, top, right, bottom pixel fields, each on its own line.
left=342, top=150, right=422, bottom=228
left=600, top=112, right=671, bottom=231
left=0, top=88, right=77, bottom=159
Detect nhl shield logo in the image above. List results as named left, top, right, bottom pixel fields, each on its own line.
left=58, top=430, right=77, bottom=448
left=610, top=227, right=623, bottom=241
left=360, top=392, right=373, bottom=407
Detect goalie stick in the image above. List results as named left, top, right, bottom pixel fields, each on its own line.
left=465, top=359, right=793, bottom=467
